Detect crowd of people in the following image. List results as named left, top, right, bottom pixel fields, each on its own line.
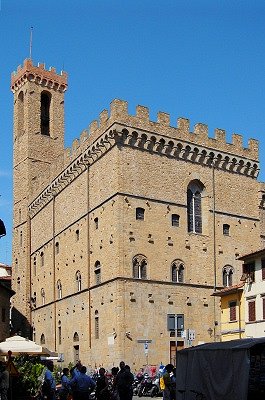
left=43, top=360, right=135, bottom=400
left=43, top=360, right=176, bottom=400
left=0, top=358, right=176, bottom=400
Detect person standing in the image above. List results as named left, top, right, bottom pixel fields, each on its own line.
left=95, top=367, right=110, bottom=400
left=59, top=367, right=71, bottom=400
left=0, top=362, right=9, bottom=400
left=109, top=367, right=119, bottom=400
left=43, top=361, right=56, bottom=400
left=116, top=362, right=134, bottom=400
left=162, top=364, right=174, bottom=400
left=70, top=365, right=96, bottom=400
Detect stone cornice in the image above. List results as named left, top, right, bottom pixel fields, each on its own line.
left=28, top=122, right=260, bottom=217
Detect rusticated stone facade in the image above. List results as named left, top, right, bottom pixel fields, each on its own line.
left=11, top=59, right=265, bottom=369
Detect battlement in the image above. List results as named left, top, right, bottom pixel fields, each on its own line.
left=64, top=99, right=258, bottom=162
left=29, top=99, right=260, bottom=214
left=11, top=58, right=68, bottom=93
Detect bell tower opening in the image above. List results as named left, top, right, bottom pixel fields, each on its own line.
left=41, top=91, right=51, bottom=136
left=17, top=91, right=24, bottom=136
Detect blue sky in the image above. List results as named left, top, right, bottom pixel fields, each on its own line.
left=1, top=0, right=265, bottom=264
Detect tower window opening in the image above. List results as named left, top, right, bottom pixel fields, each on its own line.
left=41, top=92, right=51, bottom=136
left=18, top=91, right=24, bottom=136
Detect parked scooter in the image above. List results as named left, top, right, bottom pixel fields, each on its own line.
left=149, top=376, right=162, bottom=397
left=138, top=374, right=156, bottom=397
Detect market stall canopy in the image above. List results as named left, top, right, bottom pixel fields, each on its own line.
left=175, top=337, right=265, bottom=400
left=0, top=335, right=56, bottom=356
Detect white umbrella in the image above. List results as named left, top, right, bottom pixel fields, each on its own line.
left=0, top=335, right=55, bottom=356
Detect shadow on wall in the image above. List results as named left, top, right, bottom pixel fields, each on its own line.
left=11, top=308, right=32, bottom=339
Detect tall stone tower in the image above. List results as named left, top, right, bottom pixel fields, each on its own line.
left=11, top=59, right=67, bottom=336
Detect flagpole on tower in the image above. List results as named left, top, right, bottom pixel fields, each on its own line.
left=29, top=27, right=33, bottom=59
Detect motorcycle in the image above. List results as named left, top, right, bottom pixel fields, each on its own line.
left=138, top=374, right=156, bottom=397
left=149, top=376, right=162, bottom=397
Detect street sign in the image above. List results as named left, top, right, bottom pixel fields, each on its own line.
left=188, top=330, right=196, bottom=341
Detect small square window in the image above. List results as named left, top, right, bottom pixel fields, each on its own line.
left=172, top=214, right=180, bottom=227
left=136, top=208, right=145, bottom=221
left=223, top=224, right=230, bottom=236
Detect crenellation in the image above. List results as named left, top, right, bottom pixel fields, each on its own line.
left=11, top=59, right=68, bottom=92
left=177, top=117, right=190, bottom=133
left=99, top=110, right=109, bottom=127
left=72, top=138, right=79, bottom=154
left=89, top=120, right=99, bottom=136
left=232, top=133, right=243, bottom=149
left=248, top=139, right=259, bottom=159
left=60, top=100, right=259, bottom=162
left=214, top=128, right=226, bottom=143
left=136, top=105, right=149, bottom=122
left=110, top=99, right=128, bottom=119
left=80, top=129, right=89, bottom=144
left=157, top=111, right=170, bottom=126
left=194, top=123, right=208, bottom=140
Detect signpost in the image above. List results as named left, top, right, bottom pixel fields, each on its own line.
left=144, top=341, right=149, bottom=365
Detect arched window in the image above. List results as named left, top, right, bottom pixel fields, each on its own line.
left=171, top=260, right=185, bottom=283
left=95, top=261, right=101, bottom=285
left=136, top=207, right=145, bottom=221
left=75, top=229, right=80, bottom=241
left=41, top=91, right=51, bottom=136
left=57, top=280, right=62, bottom=299
left=132, top=255, right=147, bottom=279
left=40, top=334, right=45, bottom=345
left=222, top=265, right=234, bottom=287
left=20, top=231, right=23, bottom=247
left=94, top=218, right=99, bottom=229
left=41, top=288, right=45, bottom=305
left=187, top=180, right=204, bottom=234
left=76, top=271, right=82, bottom=292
